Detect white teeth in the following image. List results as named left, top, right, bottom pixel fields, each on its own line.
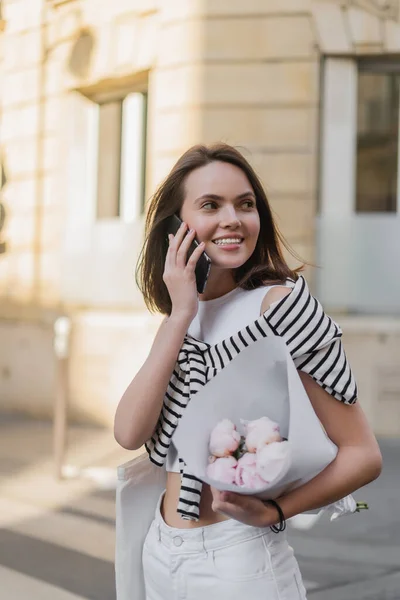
left=213, top=238, right=242, bottom=246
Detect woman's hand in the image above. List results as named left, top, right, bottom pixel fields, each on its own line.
left=210, top=487, right=279, bottom=528
left=163, top=221, right=205, bottom=322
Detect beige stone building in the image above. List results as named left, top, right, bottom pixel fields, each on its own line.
left=0, top=0, right=399, bottom=435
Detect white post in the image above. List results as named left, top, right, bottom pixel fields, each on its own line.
left=320, top=58, right=357, bottom=218
left=317, top=58, right=358, bottom=309
left=53, top=316, right=72, bottom=480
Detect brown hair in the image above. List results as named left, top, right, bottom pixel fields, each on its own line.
left=136, top=143, right=303, bottom=314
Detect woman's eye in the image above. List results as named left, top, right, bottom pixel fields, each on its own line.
left=202, top=202, right=217, bottom=210
left=242, top=200, right=255, bottom=208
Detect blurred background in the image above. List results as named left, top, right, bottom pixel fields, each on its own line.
left=0, top=0, right=399, bottom=599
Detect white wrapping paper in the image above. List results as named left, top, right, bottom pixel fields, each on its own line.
left=115, top=452, right=167, bottom=600
left=174, top=336, right=338, bottom=498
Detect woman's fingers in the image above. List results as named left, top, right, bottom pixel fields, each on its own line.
left=176, top=228, right=196, bottom=267
left=211, top=488, right=270, bottom=527
left=165, top=220, right=205, bottom=283
left=165, top=221, right=187, bottom=267
left=186, top=240, right=205, bottom=270
left=168, top=222, right=203, bottom=270
left=172, top=221, right=188, bottom=248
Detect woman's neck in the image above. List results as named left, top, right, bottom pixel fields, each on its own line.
left=199, top=269, right=237, bottom=301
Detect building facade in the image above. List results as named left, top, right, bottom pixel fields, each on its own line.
left=0, top=0, right=399, bottom=434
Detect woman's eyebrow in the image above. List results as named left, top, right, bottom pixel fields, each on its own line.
left=194, top=191, right=256, bottom=204
left=236, top=191, right=256, bottom=200
left=194, top=193, right=222, bottom=203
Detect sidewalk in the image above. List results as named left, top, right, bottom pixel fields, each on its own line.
left=0, top=414, right=134, bottom=600
left=0, top=414, right=399, bottom=599
left=292, top=436, right=400, bottom=600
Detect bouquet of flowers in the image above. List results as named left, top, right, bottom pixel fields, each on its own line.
left=206, top=417, right=291, bottom=489
left=205, top=416, right=369, bottom=522
left=173, top=336, right=338, bottom=500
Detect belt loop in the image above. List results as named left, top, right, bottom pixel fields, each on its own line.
left=201, top=529, right=207, bottom=554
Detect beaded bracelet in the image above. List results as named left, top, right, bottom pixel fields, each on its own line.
left=264, top=499, right=286, bottom=533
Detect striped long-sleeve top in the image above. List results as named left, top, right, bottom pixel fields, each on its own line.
left=145, top=276, right=358, bottom=521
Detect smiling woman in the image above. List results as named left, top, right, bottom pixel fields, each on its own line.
left=114, top=143, right=382, bottom=600
left=136, top=144, right=301, bottom=313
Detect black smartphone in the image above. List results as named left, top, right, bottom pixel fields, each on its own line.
left=166, top=214, right=212, bottom=294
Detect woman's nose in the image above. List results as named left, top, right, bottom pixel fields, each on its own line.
left=220, top=207, right=240, bottom=227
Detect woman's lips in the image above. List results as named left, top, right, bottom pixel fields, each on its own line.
left=214, top=243, right=242, bottom=250
left=212, top=238, right=244, bottom=250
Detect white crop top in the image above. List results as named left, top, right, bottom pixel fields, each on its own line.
left=165, top=283, right=288, bottom=473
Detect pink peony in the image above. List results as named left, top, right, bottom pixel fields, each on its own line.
left=243, top=417, right=282, bottom=453
left=235, top=452, right=266, bottom=490
left=209, top=419, right=241, bottom=457
left=206, top=456, right=238, bottom=484
left=256, top=441, right=291, bottom=483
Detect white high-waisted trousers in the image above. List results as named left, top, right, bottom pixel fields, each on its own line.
left=142, top=492, right=307, bottom=600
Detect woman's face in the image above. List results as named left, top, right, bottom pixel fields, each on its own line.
left=179, top=161, right=260, bottom=272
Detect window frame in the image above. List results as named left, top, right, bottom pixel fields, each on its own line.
left=87, top=85, right=148, bottom=223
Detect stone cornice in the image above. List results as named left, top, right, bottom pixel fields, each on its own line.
left=350, top=0, right=398, bottom=19
left=46, top=0, right=77, bottom=7
left=312, top=0, right=400, bottom=53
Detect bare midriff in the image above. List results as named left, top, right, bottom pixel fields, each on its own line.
left=161, top=472, right=230, bottom=528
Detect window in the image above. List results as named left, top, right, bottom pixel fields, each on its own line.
left=356, top=60, right=400, bottom=213
left=318, top=57, right=400, bottom=314
left=94, top=92, right=147, bottom=221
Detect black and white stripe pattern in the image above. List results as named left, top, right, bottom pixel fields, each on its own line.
left=145, top=276, right=357, bottom=521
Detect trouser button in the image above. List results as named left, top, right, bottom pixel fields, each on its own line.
left=173, top=536, right=183, bottom=547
